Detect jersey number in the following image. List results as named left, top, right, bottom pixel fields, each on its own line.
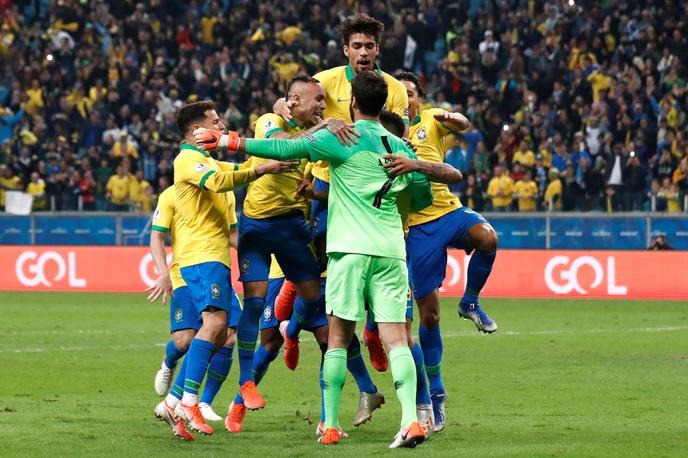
left=373, top=136, right=397, bottom=209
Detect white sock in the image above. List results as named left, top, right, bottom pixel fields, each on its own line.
left=165, top=393, right=180, bottom=408
left=181, top=392, right=198, bottom=405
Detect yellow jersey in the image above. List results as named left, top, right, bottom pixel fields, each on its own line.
left=513, top=150, right=535, bottom=167
left=312, top=65, right=409, bottom=184
left=514, top=179, right=538, bottom=211
left=407, top=108, right=463, bottom=227
left=243, top=113, right=308, bottom=218
left=26, top=181, right=45, bottom=197
left=268, top=255, right=285, bottom=280
left=106, top=174, right=130, bottom=205
left=173, top=143, right=257, bottom=268
left=487, top=175, right=515, bottom=208
left=130, top=179, right=153, bottom=211
left=544, top=179, right=562, bottom=210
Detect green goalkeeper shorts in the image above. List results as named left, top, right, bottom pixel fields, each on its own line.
left=325, top=253, right=408, bottom=323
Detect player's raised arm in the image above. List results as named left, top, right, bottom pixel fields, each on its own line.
left=432, top=111, right=471, bottom=134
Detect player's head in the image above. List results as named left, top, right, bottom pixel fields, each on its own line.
left=176, top=100, right=226, bottom=138
left=395, top=71, right=425, bottom=118
left=350, top=71, right=388, bottom=120
left=379, top=111, right=405, bottom=138
left=339, top=15, right=384, bottom=73
left=285, top=76, right=326, bottom=128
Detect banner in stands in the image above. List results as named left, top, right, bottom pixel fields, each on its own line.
left=1, top=247, right=686, bottom=300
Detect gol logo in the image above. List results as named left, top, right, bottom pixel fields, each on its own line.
left=15, top=251, right=86, bottom=287
left=544, top=256, right=627, bottom=295
left=139, top=252, right=174, bottom=288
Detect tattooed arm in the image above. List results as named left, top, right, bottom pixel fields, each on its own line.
left=382, top=154, right=463, bottom=184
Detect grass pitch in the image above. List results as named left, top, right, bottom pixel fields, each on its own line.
left=0, top=292, right=686, bottom=457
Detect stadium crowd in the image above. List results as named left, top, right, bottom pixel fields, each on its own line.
left=0, top=0, right=687, bottom=212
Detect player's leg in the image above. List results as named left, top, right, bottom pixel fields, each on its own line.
left=363, top=309, right=388, bottom=372
left=453, top=211, right=499, bottom=333
left=176, top=262, right=231, bottom=435
left=199, top=289, right=241, bottom=420
left=348, top=333, right=386, bottom=427
left=227, top=278, right=284, bottom=432
left=369, top=257, right=424, bottom=449
left=312, top=324, right=349, bottom=439
left=236, top=216, right=272, bottom=409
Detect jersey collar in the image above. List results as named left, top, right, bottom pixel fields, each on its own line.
left=286, top=119, right=298, bottom=128
left=409, top=114, right=421, bottom=126
left=345, top=64, right=383, bottom=82
left=180, top=143, right=210, bottom=157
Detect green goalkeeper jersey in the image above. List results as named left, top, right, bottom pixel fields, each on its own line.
left=245, top=119, right=433, bottom=260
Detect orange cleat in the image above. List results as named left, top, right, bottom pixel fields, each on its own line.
left=174, top=402, right=214, bottom=435
left=239, top=381, right=266, bottom=410
left=316, top=422, right=349, bottom=438
left=225, top=401, right=247, bottom=433
left=363, top=327, right=389, bottom=372
left=154, top=400, right=195, bottom=441
left=274, top=280, right=297, bottom=322
left=389, top=421, right=426, bottom=448
left=318, top=428, right=341, bottom=445
left=280, top=321, right=300, bottom=370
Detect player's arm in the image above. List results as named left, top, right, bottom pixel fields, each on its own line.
left=229, top=227, right=238, bottom=249
left=382, top=154, right=463, bottom=184
left=271, top=118, right=360, bottom=146
left=433, top=111, right=471, bottom=135
left=147, top=230, right=173, bottom=305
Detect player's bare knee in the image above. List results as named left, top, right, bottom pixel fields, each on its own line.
left=225, top=328, right=236, bottom=347
left=261, top=328, right=283, bottom=352
left=473, top=223, right=498, bottom=252
left=172, top=331, right=193, bottom=352
left=295, top=279, right=321, bottom=301
left=406, top=320, right=415, bottom=348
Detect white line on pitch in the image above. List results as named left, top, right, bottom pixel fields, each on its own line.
left=0, top=342, right=165, bottom=353
left=0, top=329, right=152, bottom=337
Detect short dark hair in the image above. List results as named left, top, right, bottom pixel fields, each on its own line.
left=176, top=100, right=215, bottom=135
left=285, top=75, right=321, bottom=99
left=338, top=14, right=384, bottom=46
left=379, top=111, right=405, bottom=138
left=351, top=71, right=388, bottom=117
left=395, top=71, right=425, bottom=98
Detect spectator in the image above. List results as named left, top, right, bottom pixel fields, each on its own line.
left=624, top=154, right=647, bottom=211
left=673, top=158, right=688, bottom=195
left=79, top=170, right=97, bottom=211
left=460, top=172, right=484, bottom=212
left=26, top=172, right=46, bottom=210
left=112, top=132, right=138, bottom=159
left=604, top=185, right=623, bottom=213
left=605, top=144, right=627, bottom=209
left=658, top=178, right=681, bottom=213
left=129, top=170, right=153, bottom=212
left=0, top=164, right=22, bottom=209
left=513, top=169, right=537, bottom=212
left=544, top=167, right=563, bottom=211
left=106, top=165, right=130, bottom=212
left=472, top=141, right=489, bottom=175
left=513, top=141, right=535, bottom=169
left=487, top=164, right=514, bottom=212
left=444, top=137, right=469, bottom=174
left=649, top=178, right=667, bottom=212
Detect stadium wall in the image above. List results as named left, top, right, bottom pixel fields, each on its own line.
left=0, top=246, right=686, bottom=300
left=1, top=213, right=687, bottom=249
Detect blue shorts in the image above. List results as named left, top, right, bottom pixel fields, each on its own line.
left=310, top=178, right=329, bottom=239
left=180, top=261, right=234, bottom=317
left=238, top=213, right=320, bottom=283
left=260, top=277, right=328, bottom=331
left=170, top=286, right=201, bottom=333
left=405, top=259, right=414, bottom=321
left=171, top=285, right=242, bottom=331
left=406, top=207, right=488, bottom=299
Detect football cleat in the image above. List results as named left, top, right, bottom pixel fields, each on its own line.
left=388, top=421, right=426, bottom=448
left=317, top=428, right=340, bottom=445
left=239, top=381, right=266, bottom=410
left=154, top=400, right=195, bottom=441
left=316, top=422, right=349, bottom=438
left=225, top=401, right=247, bottom=433
left=363, top=327, right=389, bottom=372
left=416, top=403, right=435, bottom=438
left=280, top=321, right=300, bottom=370
left=274, top=280, right=297, bottom=322
left=430, top=391, right=447, bottom=432
left=199, top=402, right=223, bottom=422
left=175, top=402, right=214, bottom=435
left=154, top=360, right=174, bottom=396
left=458, top=300, right=497, bottom=333
left=353, top=390, right=385, bottom=426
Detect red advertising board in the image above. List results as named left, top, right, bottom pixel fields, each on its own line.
left=0, top=246, right=686, bottom=300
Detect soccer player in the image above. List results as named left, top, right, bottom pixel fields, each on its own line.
left=273, top=14, right=409, bottom=372
left=194, top=71, right=432, bottom=448
left=147, top=185, right=242, bottom=438
left=394, top=72, right=500, bottom=432
left=165, top=100, right=295, bottom=436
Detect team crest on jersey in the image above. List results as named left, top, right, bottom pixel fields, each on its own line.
left=152, top=208, right=161, bottom=222
left=195, top=162, right=210, bottom=173
left=263, top=306, right=272, bottom=321
left=240, top=258, right=249, bottom=273
left=312, top=217, right=319, bottom=229
left=264, top=119, right=276, bottom=131
left=174, top=309, right=183, bottom=322
left=210, top=283, right=220, bottom=299
left=416, top=128, right=428, bottom=140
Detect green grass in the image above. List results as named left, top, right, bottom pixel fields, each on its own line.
left=0, top=292, right=686, bottom=457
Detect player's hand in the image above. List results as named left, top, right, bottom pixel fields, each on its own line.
left=324, top=118, right=360, bottom=146
left=273, top=98, right=294, bottom=121
left=403, top=137, right=418, bottom=153
left=146, top=274, right=173, bottom=305
left=382, top=154, right=419, bottom=177
left=295, top=178, right=315, bottom=199
left=193, top=127, right=226, bottom=150
left=255, top=160, right=299, bottom=176
left=433, top=111, right=470, bottom=132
